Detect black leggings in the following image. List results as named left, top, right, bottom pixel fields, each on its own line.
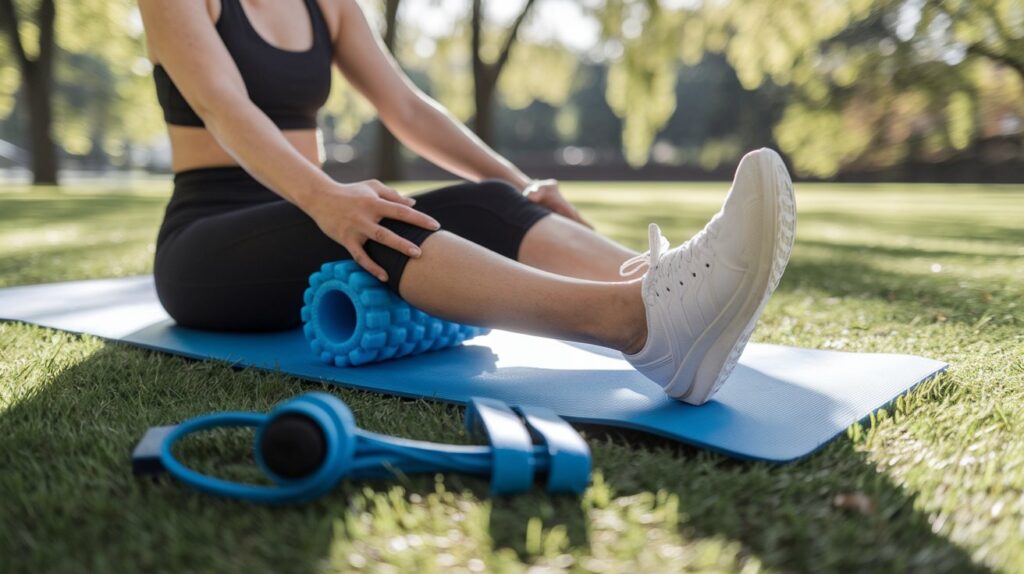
left=154, top=167, right=551, bottom=331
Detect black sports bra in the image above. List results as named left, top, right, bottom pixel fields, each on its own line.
left=153, top=0, right=333, bottom=130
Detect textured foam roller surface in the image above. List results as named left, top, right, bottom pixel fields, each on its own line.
left=0, top=276, right=949, bottom=462
left=301, top=260, right=489, bottom=367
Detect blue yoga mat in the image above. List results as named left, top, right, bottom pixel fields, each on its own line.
left=0, top=276, right=947, bottom=462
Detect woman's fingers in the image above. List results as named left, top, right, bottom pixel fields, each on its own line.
left=369, top=224, right=423, bottom=258
left=374, top=183, right=416, bottom=206
left=565, top=205, right=594, bottom=229
left=552, top=201, right=574, bottom=219
left=531, top=188, right=570, bottom=217
left=347, top=243, right=389, bottom=283
left=381, top=201, right=441, bottom=231
left=348, top=224, right=425, bottom=283
left=561, top=206, right=586, bottom=226
left=531, top=187, right=595, bottom=229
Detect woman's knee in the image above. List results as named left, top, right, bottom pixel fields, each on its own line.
left=410, top=179, right=551, bottom=260
left=412, top=178, right=522, bottom=208
left=474, top=178, right=522, bottom=199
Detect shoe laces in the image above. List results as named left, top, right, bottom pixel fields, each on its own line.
left=619, top=223, right=670, bottom=277
left=619, top=217, right=722, bottom=297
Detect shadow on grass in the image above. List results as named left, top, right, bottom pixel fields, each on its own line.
left=0, top=343, right=585, bottom=571
left=577, top=414, right=989, bottom=572
left=0, top=347, right=331, bottom=571
left=0, top=342, right=987, bottom=572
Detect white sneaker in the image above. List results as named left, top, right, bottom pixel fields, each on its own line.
left=620, top=148, right=796, bottom=405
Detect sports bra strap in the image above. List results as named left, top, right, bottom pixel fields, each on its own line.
left=217, top=0, right=241, bottom=24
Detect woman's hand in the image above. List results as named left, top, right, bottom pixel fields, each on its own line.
left=305, top=179, right=440, bottom=282
left=523, top=179, right=593, bottom=229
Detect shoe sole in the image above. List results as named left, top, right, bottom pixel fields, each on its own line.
left=667, top=148, right=796, bottom=405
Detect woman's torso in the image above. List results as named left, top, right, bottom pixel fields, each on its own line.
left=149, top=0, right=335, bottom=173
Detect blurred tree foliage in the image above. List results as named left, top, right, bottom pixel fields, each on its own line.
left=2, top=0, right=1022, bottom=182
left=590, top=0, right=687, bottom=166
left=703, top=0, right=1024, bottom=176
left=593, top=0, right=1023, bottom=175
left=0, top=0, right=162, bottom=182
left=410, top=0, right=576, bottom=145
left=323, top=0, right=575, bottom=173
left=1, top=0, right=57, bottom=183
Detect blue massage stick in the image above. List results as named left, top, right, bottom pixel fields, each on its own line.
left=133, top=392, right=591, bottom=504
left=301, top=260, right=489, bottom=367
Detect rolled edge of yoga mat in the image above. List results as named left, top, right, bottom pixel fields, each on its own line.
left=301, top=260, right=490, bottom=367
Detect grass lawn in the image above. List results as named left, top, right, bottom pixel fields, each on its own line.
left=1, top=179, right=1022, bottom=573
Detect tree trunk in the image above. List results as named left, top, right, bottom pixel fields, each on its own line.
left=375, top=0, right=402, bottom=182
left=0, top=0, right=58, bottom=185
left=473, top=74, right=495, bottom=146
left=468, top=0, right=537, bottom=147
left=25, top=65, right=58, bottom=184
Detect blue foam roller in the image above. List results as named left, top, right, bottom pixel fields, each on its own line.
left=301, top=260, right=489, bottom=367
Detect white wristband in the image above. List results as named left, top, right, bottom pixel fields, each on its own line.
left=522, top=178, right=556, bottom=196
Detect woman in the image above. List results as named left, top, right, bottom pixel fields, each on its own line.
left=139, top=0, right=795, bottom=406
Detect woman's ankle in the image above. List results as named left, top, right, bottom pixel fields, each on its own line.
left=599, top=281, right=647, bottom=354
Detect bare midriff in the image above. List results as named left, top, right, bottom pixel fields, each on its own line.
left=168, top=125, right=322, bottom=173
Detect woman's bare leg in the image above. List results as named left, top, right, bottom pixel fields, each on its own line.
left=399, top=231, right=647, bottom=353
left=518, top=214, right=641, bottom=281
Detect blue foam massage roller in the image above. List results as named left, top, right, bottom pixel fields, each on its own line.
left=301, top=260, right=490, bottom=367
left=133, top=392, right=591, bottom=504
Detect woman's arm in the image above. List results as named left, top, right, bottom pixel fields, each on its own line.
left=140, top=0, right=331, bottom=205
left=330, top=0, right=530, bottom=189
left=330, top=0, right=592, bottom=227
left=138, top=0, right=439, bottom=281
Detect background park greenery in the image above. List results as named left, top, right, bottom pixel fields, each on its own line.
left=1, top=0, right=1023, bottom=183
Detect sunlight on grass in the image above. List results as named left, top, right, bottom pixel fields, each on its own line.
left=0, top=179, right=1022, bottom=572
